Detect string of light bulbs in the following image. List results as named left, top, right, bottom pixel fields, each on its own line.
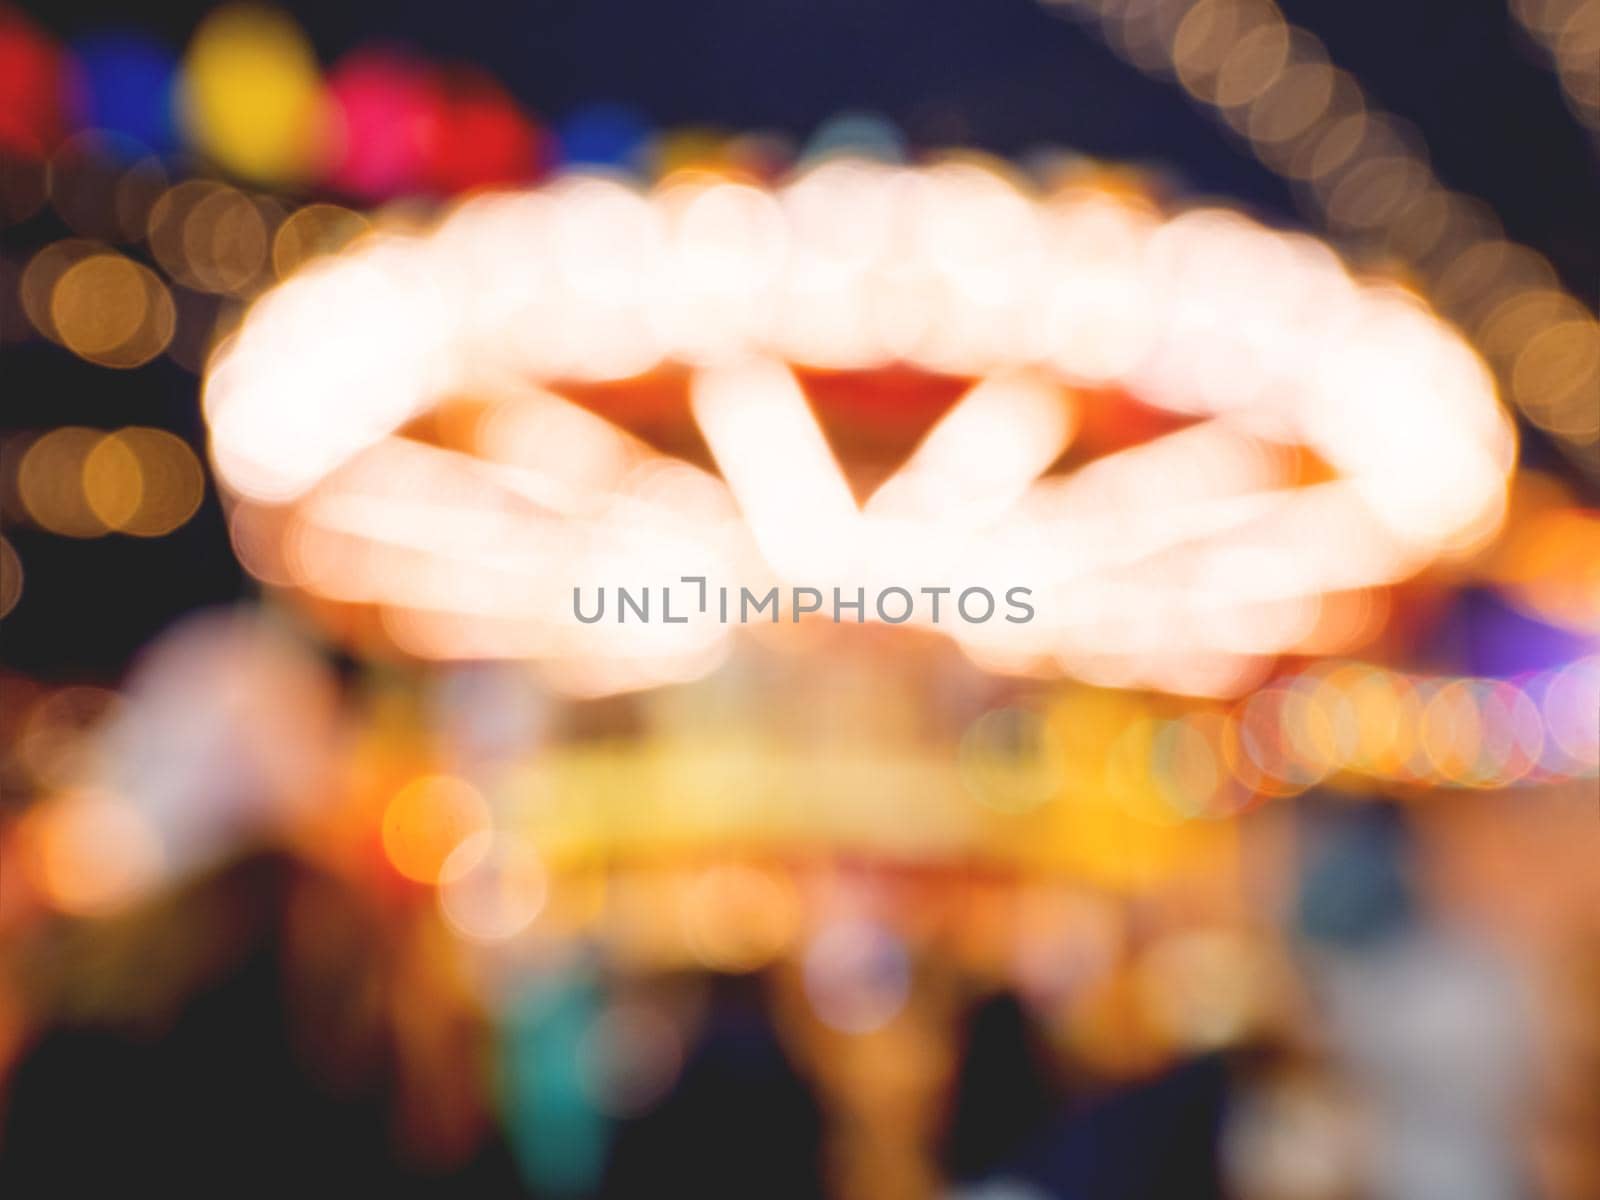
left=1042, top=0, right=1600, bottom=480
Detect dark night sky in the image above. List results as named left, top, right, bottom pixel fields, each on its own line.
left=17, top=0, right=1595, bottom=290
left=4, top=0, right=1597, bottom=679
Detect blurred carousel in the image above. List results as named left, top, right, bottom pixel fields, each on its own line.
left=2, top=7, right=1598, bottom=1197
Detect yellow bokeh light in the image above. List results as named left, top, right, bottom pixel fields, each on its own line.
left=184, top=186, right=271, bottom=294
left=111, top=427, right=206, bottom=536
left=19, top=239, right=98, bottom=342
left=18, top=792, right=164, bottom=918
left=272, top=203, right=370, bottom=279
left=681, top=863, right=801, bottom=972
left=19, top=427, right=107, bottom=537
left=0, top=535, right=21, bottom=620
left=180, top=4, right=329, bottom=184
left=82, top=433, right=143, bottom=529
left=958, top=705, right=1067, bottom=814
left=49, top=253, right=175, bottom=368
left=1213, top=22, right=1290, bottom=109
left=52, top=254, right=143, bottom=355
left=1477, top=289, right=1585, bottom=362
left=1417, top=680, right=1482, bottom=783
left=19, top=427, right=204, bottom=538
left=1150, top=715, right=1224, bottom=818
left=1104, top=717, right=1176, bottom=826
left=1172, top=0, right=1247, bottom=95
left=1303, top=111, right=1369, bottom=184
left=148, top=180, right=223, bottom=286
left=382, top=774, right=492, bottom=884
left=1514, top=319, right=1600, bottom=442
left=1325, top=155, right=1430, bottom=233
left=1246, top=61, right=1335, bottom=149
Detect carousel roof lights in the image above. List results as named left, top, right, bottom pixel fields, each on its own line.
left=1509, top=0, right=1600, bottom=138
left=204, top=159, right=1515, bottom=696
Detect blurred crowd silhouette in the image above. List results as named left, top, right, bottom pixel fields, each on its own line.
left=5, top=793, right=1585, bottom=1199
